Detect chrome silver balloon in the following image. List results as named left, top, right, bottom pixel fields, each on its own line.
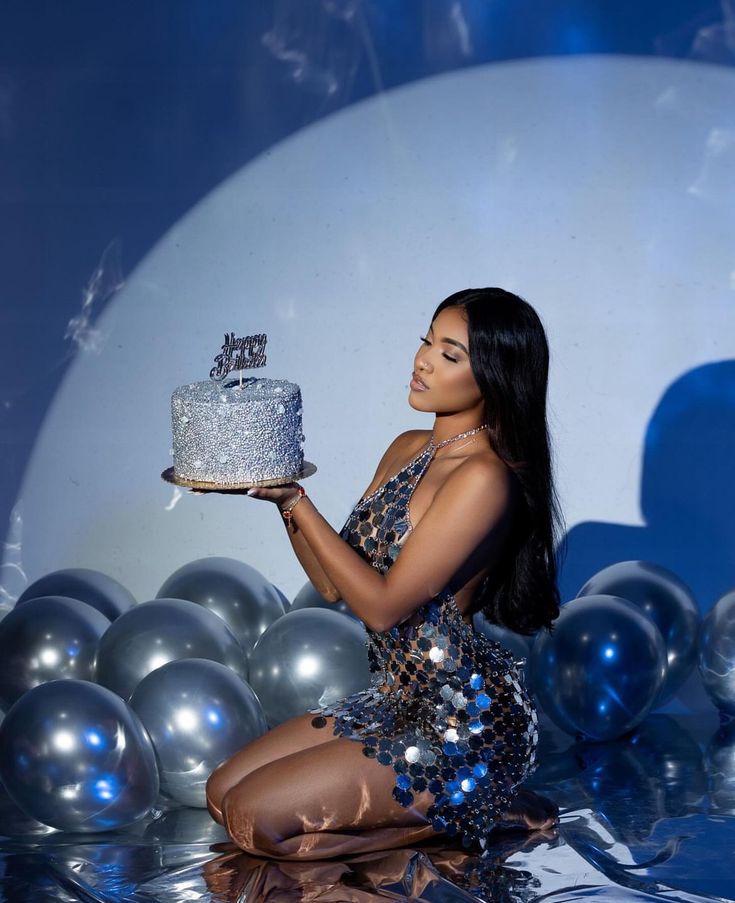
left=577, top=560, right=699, bottom=705
left=272, top=583, right=291, bottom=611
left=0, top=596, right=110, bottom=711
left=0, top=779, right=54, bottom=837
left=129, top=658, right=267, bottom=807
left=16, top=567, right=136, bottom=621
left=290, top=580, right=360, bottom=621
left=529, top=594, right=667, bottom=741
left=699, top=589, right=735, bottom=716
left=96, top=598, right=247, bottom=701
left=248, top=608, right=371, bottom=727
left=156, top=557, right=286, bottom=655
left=0, top=679, right=159, bottom=832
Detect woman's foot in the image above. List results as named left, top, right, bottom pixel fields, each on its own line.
left=495, top=788, right=559, bottom=831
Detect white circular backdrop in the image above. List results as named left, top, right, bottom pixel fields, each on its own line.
left=3, top=55, right=734, bottom=608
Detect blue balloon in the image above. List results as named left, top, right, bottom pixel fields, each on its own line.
left=0, top=680, right=159, bottom=832
left=577, top=560, right=699, bottom=706
left=0, top=596, right=110, bottom=711
left=699, top=589, right=735, bottom=716
left=529, top=594, right=667, bottom=741
left=16, top=568, right=136, bottom=621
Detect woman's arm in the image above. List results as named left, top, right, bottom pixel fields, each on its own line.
left=280, top=516, right=341, bottom=602
left=278, top=432, right=418, bottom=603
left=273, top=456, right=514, bottom=633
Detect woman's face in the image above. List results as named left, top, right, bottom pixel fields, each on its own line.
left=409, top=306, right=484, bottom=416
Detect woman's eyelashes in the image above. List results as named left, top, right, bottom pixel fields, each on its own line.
left=418, top=336, right=458, bottom=363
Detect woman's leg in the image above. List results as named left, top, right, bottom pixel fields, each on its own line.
left=206, top=712, right=340, bottom=825
left=220, top=735, right=440, bottom=861
left=206, top=712, right=557, bottom=838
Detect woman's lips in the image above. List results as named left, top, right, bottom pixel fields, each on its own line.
left=410, top=373, right=428, bottom=391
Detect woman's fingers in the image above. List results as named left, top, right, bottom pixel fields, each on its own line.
left=248, top=483, right=301, bottom=503
left=246, top=486, right=286, bottom=502
left=185, top=484, right=298, bottom=502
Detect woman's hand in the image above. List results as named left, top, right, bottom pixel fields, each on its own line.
left=188, top=481, right=302, bottom=511
left=245, top=483, right=301, bottom=509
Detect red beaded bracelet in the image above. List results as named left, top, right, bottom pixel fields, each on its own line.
left=280, top=485, right=306, bottom=522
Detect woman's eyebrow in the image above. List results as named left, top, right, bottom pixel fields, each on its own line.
left=443, top=338, right=469, bottom=354
left=428, top=323, right=468, bottom=355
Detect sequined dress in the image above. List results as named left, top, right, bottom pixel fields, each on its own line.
left=308, top=431, right=539, bottom=852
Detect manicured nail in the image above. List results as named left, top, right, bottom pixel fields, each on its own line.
left=246, top=489, right=256, bottom=496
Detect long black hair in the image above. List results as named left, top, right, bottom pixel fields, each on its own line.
left=431, top=288, right=565, bottom=636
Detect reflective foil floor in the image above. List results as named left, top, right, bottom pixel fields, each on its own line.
left=2, top=711, right=734, bottom=902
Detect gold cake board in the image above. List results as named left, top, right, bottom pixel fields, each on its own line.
left=161, top=461, right=317, bottom=491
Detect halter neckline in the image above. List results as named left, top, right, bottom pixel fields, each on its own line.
left=428, top=423, right=490, bottom=453
left=357, top=424, right=490, bottom=507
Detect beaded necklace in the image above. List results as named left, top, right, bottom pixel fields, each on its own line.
left=358, top=423, right=490, bottom=509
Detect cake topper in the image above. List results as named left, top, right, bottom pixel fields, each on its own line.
left=210, top=332, right=267, bottom=387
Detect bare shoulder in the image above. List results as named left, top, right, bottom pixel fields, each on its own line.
left=378, top=429, right=430, bottom=470
left=393, top=429, right=432, bottom=453
left=360, top=430, right=431, bottom=500
left=438, top=447, right=514, bottom=500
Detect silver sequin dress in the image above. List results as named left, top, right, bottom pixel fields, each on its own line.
left=308, top=436, right=539, bottom=851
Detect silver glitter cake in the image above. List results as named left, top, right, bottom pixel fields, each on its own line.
left=171, top=377, right=304, bottom=483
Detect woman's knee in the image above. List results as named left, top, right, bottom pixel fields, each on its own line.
left=205, top=759, right=232, bottom=824
left=221, top=780, right=283, bottom=857
left=205, top=714, right=336, bottom=825
left=205, top=741, right=261, bottom=822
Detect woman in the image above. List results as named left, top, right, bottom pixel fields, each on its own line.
left=205, top=287, right=563, bottom=861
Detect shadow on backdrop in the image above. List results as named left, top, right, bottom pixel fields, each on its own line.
left=558, top=360, right=735, bottom=711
